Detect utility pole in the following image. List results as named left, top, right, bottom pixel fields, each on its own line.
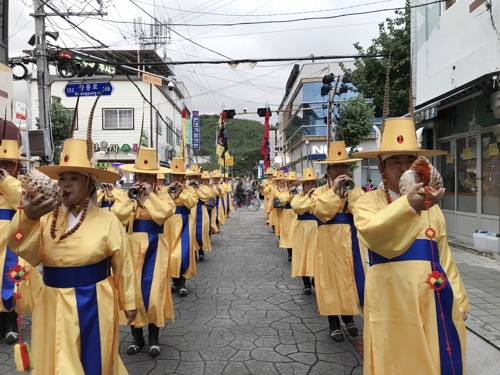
left=31, top=0, right=107, bottom=162
left=327, top=76, right=341, bottom=153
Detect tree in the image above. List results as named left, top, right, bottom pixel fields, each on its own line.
left=340, top=0, right=410, bottom=117
left=335, top=96, right=375, bottom=153
left=36, top=96, right=72, bottom=164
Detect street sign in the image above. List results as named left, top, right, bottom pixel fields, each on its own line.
left=142, top=73, right=163, bottom=86
left=64, top=82, right=113, bottom=97
left=192, top=111, right=200, bottom=151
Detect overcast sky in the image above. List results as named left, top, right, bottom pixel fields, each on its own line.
left=9, top=0, right=406, bottom=121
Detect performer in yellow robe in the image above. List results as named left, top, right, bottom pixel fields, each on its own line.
left=267, top=170, right=286, bottom=236
left=352, top=118, right=469, bottom=375
left=290, top=167, right=323, bottom=294
left=212, top=170, right=226, bottom=226
left=209, top=177, right=221, bottom=234
left=223, top=173, right=233, bottom=216
left=115, top=147, right=175, bottom=358
left=8, top=138, right=137, bottom=375
left=165, top=158, right=198, bottom=296
left=0, top=140, right=42, bottom=344
left=96, top=167, right=126, bottom=211
left=189, top=167, right=217, bottom=261
left=310, top=141, right=365, bottom=342
left=277, top=172, right=298, bottom=261
left=262, top=168, right=275, bottom=218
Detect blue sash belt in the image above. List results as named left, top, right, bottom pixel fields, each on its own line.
left=43, top=258, right=110, bottom=375
left=318, top=213, right=365, bottom=307
left=297, top=213, right=320, bottom=223
left=101, top=201, right=114, bottom=209
left=132, top=220, right=164, bottom=311
left=175, top=206, right=191, bottom=275
left=1, top=209, right=16, bottom=311
left=284, top=204, right=292, bottom=209
left=195, top=200, right=203, bottom=248
left=215, top=197, right=220, bottom=226
left=369, top=239, right=463, bottom=374
left=221, top=196, right=226, bottom=215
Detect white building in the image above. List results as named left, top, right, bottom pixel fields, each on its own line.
left=29, top=50, right=191, bottom=172
left=412, top=0, right=500, bottom=243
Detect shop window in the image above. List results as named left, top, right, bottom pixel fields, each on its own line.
left=457, top=136, right=477, bottom=213
left=481, top=132, right=500, bottom=216
left=102, top=109, right=134, bottom=130
left=438, top=141, right=455, bottom=210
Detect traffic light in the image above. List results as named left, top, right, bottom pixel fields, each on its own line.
left=321, top=73, right=335, bottom=97
left=257, top=108, right=272, bottom=117
left=338, top=83, right=349, bottom=95
left=224, top=109, right=236, bottom=119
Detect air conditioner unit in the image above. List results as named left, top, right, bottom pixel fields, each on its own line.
left=28, top=129, right=51, bottom=157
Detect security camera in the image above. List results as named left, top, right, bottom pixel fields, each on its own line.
left=243, top=108, right=247, bottom=113
left=167, top=81, right=175, bottom=91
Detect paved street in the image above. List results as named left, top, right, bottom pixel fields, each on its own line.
left=1, top=207, right=500, bottom=374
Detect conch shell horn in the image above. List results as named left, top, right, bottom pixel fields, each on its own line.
left=399, top=156, right=443, bottom=195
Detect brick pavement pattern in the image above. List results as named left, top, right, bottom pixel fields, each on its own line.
left=0, top=209, right=362, bottom=375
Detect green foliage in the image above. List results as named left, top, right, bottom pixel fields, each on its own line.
left=335, top=96, right=375, bottom=153
left=35, top=96, right=72, bottom=164
left=194, top=114, right=266, bottom=176
left=340, top=0, right=410, bottom=117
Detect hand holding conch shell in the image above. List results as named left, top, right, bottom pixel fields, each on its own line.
left=407, top=182, right=445, bottom=213
left=22, top=193, right=59, bottom=221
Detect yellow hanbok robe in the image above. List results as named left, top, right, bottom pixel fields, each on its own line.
left=352, top=187, right=469, bottom=375
left=97, top=187, right=126, bottom=211
left=310, top=184, right=366, bottom=316
left=268, top=186, right=286, bottom=236
left=290, top=194, right=318, bottom=278
left=223, top=182, right=234, bottom=214
left=262, top=180, right=271, bottom=217
left=8, top=205, right=136, bottom=375
left=191, top=185, right=216, bottom=251
left=111, top=190, right=176, bottom=326
left=0, top=175, right=41, bottom=314
left=216, top=183, right=227, bottom=226
left=277, top=190, right=297, bottom=249
left=165, top=186, right=198, bottom=279
left=210, top=185, right=220, bottom=234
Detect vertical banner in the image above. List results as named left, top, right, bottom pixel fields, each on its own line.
left=15, top=102, right=27, bottom=120
left=192, top=111, right=200, bottom=151
left=186, top=119, right=192, bottom=144
left=181, top=108, right=187, bottom=163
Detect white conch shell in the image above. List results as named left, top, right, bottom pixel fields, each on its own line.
left=399, top=156, right=443, bottom=195
left=22, top=169, right=62, bottom=201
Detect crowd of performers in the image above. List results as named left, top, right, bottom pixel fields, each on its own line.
left=0, top=136, right=236, bottom=374
left=262, top=118, right=470, bottom=375
left=0, top=116, right=471, bottom=375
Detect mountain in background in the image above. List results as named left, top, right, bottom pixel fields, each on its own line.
left=193, top=114, right=271, bottom=177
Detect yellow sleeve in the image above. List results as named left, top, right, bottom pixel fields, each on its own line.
left=291, top=194, right=312, bottom=215
left=310, top=187, right=341, bottom=223
left=107, top=215, right=137, bottom=311
left=143, top=191, right=176, bottom=225
left=352, top=194, right=422, bottom=258
left=436, top=209, right=470, bottom=312
left=217, top=185, right=225, bottom=197
left=8, top=212, right=43, bottom=267
left=0, top=176, right=21, bottom=209
left=178, top=185, right=198, bottom=209
left=224, top=183, right=232, bottom=194
left=267, top=188, right=276, bottom=211
left=110, top=192, right=134, bottom=226
left=277, top=190, right=291, bottom=204
left=96, top=189, right=104, bottom=206
left=196, top=185, right=213, bottom=201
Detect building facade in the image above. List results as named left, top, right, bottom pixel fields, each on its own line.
left=412, top=0, right=500, bottom=243
left=28, top=50, right=191, bottom=175
left=277, top=62, right=381, bottom=186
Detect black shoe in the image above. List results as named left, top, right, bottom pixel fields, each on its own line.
left=148, top=324, right=160, bottom=358
left=127, top=326, right=145, bottom=355
left=199, top=250, right=204, bottom=261
left=5, top=332, right=18, bottom=345
left=330, top=329, right=344, bottom=342
left=303, top=287, right=312, bottom=295
left=346, top=322, right=358, bottom=337
left=287, top=255, right=292, bottom=262
left=179, top=288, right=187, bottom=297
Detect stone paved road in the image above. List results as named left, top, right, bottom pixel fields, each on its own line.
left=0, top=208, right=363, bottom=375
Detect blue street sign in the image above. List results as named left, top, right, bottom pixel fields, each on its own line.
left=192, top=111, right=200, bottom=151
left=64, top=82, right=113, bottom=97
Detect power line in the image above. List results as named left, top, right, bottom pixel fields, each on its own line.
left=131, top=0, right=398, bottom=17
left=98, top=0, right=441, bottom=28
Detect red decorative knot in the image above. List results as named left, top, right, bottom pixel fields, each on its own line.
left=6, top=264, right=29, bottom=283
left=397, top=135, right=404, bottom=144
left=425, top=227, right=436, bottom=239
left=338, top=151, right=342, bottom=156
left=63, top=155, right=69, bottom=162
left=426, top=270, right=448, bottom=291
left=144, top=159, right=148, bottom=165
left=13, top=229, right=25, bottom=243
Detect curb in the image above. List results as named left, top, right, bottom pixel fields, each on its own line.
left=448, top=238, right=500, bottom=260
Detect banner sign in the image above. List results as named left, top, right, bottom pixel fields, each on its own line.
left=186, top=119, right=192, bottom=144
left=15, top=102, right=27, bottom=120
left=142, top=73, right=162, bottom=86
left=192, top=111, right=200, bottom=151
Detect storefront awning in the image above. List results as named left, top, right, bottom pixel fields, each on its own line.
left=414, top=102, right=440, bottom=124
